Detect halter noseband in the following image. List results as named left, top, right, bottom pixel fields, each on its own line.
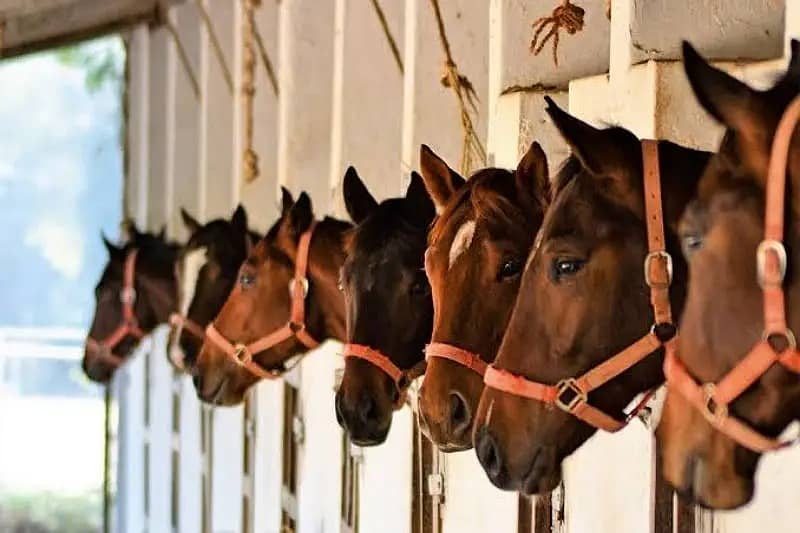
left=86, top=250, right=146, bottom=369
left=425, top=342, right=488, bottom=377
left=664, top=96, right=800, bottom=453
left=482, top=140, right=672, bottom=433
left=203, top=223, right=320, bottom=380
left=343, top=343, right=428, bottom=409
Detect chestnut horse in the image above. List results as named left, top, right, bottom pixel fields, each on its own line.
left=417, top=142, right=550, bottom=451
left=193, top=191, right=349, bottom=405
left=473, top=97, right=710, bottom=494
left=657, top=42, right=800, bottom=509
left=336, top=167, right=435, bottom=445
left=84, top=225, right=180, bottom=382
left=168, top=204, right=260, bottom=371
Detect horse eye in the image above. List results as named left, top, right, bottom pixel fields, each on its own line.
left=239, top=271, right=255, bottom=289
left=497, top=258, right=523, bottom=280
left=410, top=273, right=430, bottom=297
left=552, top=258, right=585, bottom=280
left=681, top=234, right=703, bottom=258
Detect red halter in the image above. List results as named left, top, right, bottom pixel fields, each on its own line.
left=425, top=342, right=488, bottom=376
left=483, top=140, right=671, bottom=433
left=203, top=223, right=320, bottom=379
left=86, top=250, right=145, bottom=368
left=343, top=343, right=428, bottom=408
left=664, top=96, right=800, bottom=453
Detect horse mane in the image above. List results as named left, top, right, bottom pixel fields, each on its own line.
left=552, top=155, right=582, bottom=195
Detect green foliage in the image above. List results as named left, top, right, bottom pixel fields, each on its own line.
left=0, top=490, right=103, bottom=533
left=56, top=36, right=125, bottom=94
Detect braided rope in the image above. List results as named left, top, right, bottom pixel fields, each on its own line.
left=428, top=0, right=486, bottom=175
left=530, top=0, right=585, bottom=67
left=242, top=0, right=260, bottom=183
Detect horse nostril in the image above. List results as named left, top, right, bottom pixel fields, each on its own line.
left=475, top=427, right=504, bottom=482
left=358, top=394, right=378, bottom=425
left=449, top=391, right=471, bottom=435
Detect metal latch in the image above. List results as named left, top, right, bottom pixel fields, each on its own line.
left=292, top=415, right=305, bottom=445
left=427, top=473, right=444, bottom=497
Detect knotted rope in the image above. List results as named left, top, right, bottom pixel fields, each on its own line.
left=530, top=0, right=585, bottom=67
left=370, top=0, right=404, bottom=74
left=428, top=0, right=486, bottom=175
left=242, top=0, right=260, bottom=183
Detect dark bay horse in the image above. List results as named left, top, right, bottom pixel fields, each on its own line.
left=336, top=166, right=435, bottom=446
left=417, top=142, right=551, bottom=451
left=657, top=42, right=800, bottom=509
left=83, top=225, right=180, bottom=382
left=168, top=204, right=260, bottom=371
left=193, top=191, right=350, bottom=405
left=473, top=97, right=710, bottom=494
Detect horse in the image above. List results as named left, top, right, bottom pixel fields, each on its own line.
left=192, top=190, right=350, bottom=405
left=83, top=225, right=180, bottom=383
left=657, top=42, right=800, bottom=509
left=167, top=204, right=260, bottom=372
left=416, top=142, right=551, bottom=451
left=472, top=96, right=710, bottom=494
left=336, top=166, right=435, bottom=446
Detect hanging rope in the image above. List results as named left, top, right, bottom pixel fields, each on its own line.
left=196, top=0, right=234, bottom=94
left=252, top=17, right=279, bottom=97
left=530, top=0, right=585, bottom=67
left=241, top=0, right=260, bottom=183
left=370, top=0, right=404, bottom=75
left=164, top=19, right=201, bottom=100
left=427, top=0, right=486, bottom=176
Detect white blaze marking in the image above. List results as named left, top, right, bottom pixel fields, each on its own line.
left=180, top=246, right=208, bottom=313
left=448, top=220, right=476, bottom=269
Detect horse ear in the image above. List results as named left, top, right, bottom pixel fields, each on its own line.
left=515, top=141, right=550, bottom=210
left=157, top=225, right=166, bottom=240
left=419, top=144, right=466, bottom=214
left=181, top=208, right=202, bottom=234
left=283, top=191, right=314, bottom=240
left=101, top=232, right=123, bottom=259
left=544, top=96, right=639, bottom=178
left=280, top=186, right=294, bottom=215
left=406, top=172, right=436, bottom=226
left=125, top=221, right=143, bottom=243
left=343, top=166, right=378, bottom=224
left=231, top=204, right=248, bottom=234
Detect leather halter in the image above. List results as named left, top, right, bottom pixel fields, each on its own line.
left=86, top=251, right=145, bottom=368
left=343, top=343, right=428, bottom=408
left=483, top=140, right=672, bottom=433
left=664, top=96, right=800, bottom=453
left=203, top=223, right=320, bottom=380
left=425, top=342, right=488, bottom=377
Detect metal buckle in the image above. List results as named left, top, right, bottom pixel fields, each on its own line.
left=644, top=251, right=673, bottom=289
left=120, top=287, right=137, bottom=305
left=555, top=378, right=587, bottom=412
left=289, top=321, right=306, bottom=333
left=233, top=343, right=252, bottom=364
left=762, top=328, right=797, bottom=353
left=756, top=239, right=787, bottom=288
left=701, top=383, right=728, bottom=425
left=289, top=277, right=309, bottom=298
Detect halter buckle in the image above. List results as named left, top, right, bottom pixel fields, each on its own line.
left=701, top=383, right=728, bottom=425
left=555, top=378, right=587, bottom=413
left=233, top=343, right=252, bottom=364
left=644, top=251, right=673, bottom=289
left=289, top=277, right=309, bottom=298
left=757, top=239, right=787, bottom=288
left=762, top=328, right=797, bottom=353
left=120, top=287, right=137, bottom=305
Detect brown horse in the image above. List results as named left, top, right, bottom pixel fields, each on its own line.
left=83, top=225, right=180, bottom=382
left=336, top=167, right=435, bottom=445
left=473, top=97, right=710, bottom=494
left=192, top=191, right=350, bottom=405
left=657, top=42, right=800, bottom=509
left=168, top=204, right=260, bottom=371
left=417, top=143, right=550, bottom=451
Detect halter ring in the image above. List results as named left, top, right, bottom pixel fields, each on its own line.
left=762, top=328, right=797, bottom=353
left=555, top=378, right=587, bottom=412
left=120, top=287, right=137, bottom=305
left=757, top=239, right=787, bottom=288
left=644, top=251, right=673, bottom=289
left=289, top=277, right=309, bottom=298
left=701, top=383, right=728, bottom=425
left=233, top=343, right=252, bottom=364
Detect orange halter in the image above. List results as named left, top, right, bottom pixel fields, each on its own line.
left=343, top=343, right=428, bottom=408
left=425, top=342, right=488, bottom=377
left=483, top=140, right=671, bottom=433
left=86, top=250, right=146, bottom=368
left=665, top=96, right=800, bottom=453
left=203, top=223, right=320, bottom=380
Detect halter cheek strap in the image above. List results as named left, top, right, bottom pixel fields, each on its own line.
left=343, top=343, right=428, bottom=409
left=425, top=342, right=488, bottom=377
left=664, top=95, right=800, bottom=453
left=203, top=223, right=320, bottom=380
left=86, top=250, right=146, bottom=369
left=483, top=140, right=672, bottom=433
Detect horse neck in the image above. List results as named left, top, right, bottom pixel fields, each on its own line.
left=307, top=217, right=349, bottom=341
